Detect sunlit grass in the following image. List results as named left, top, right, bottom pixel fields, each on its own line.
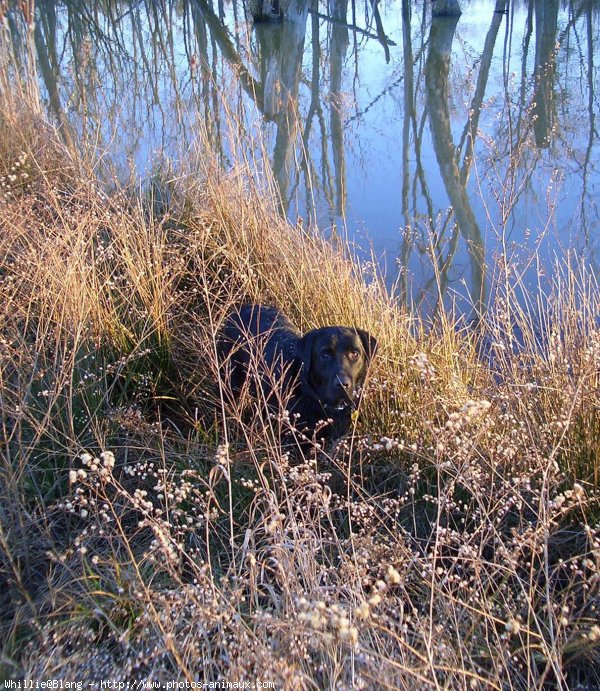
left=1, top=46, right=599, bottom=691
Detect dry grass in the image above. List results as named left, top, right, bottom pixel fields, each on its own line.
left=0, top=79, right=599, bottom=689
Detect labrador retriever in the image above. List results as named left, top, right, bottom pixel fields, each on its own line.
left=217, top=304, right=377, bottom=440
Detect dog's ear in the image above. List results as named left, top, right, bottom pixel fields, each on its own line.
left=356, top=329, right=378, bottom=362
left=296, top=330, right=318, bottom=370
left=296, top=330, right=322, bottom=399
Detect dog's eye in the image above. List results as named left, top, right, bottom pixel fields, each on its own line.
left=320, top=350, right=333, bottom=360
left=347, top=350, right=360, bottom=361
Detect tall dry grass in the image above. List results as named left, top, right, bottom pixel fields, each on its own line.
left=0, top=62, right=599, bottom=690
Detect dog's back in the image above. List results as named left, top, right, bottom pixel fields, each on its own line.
left=217, top=304, right=301, bottom=396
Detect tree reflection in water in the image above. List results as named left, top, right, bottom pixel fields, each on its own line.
left=4, top=0, right=600, bottom=315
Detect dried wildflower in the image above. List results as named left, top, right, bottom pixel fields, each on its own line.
left=309, top=612, right=325, bottom=629
left=386, top=565, right=401, bottom=585
left=368, top=593, right=382, bottom=607
left=588, top=625, right=600, bottom=641
left=339, top=626, right=358, bottom=646
left=505, top=619, right=521, bottom=634
left=100, top=451, right=115, bottom=470
left=411, top=351, right=436, bottom=380
left=355, top=601, right=370, bottom=620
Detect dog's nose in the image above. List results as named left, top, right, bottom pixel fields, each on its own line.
left=335, top=376, right=352, bottom=391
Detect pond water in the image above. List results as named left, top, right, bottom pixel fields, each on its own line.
left=6, top=0, right=600, bottom=316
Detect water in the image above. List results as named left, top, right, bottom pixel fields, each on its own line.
left=6, top=0, right=600, bottom=315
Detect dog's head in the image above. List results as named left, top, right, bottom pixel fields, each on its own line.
left=296, top=326, right=377, bottom=412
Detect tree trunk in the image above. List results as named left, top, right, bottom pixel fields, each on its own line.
left=432, top=0, right=461, bottom=17
left=426, top=15, right=486, bottom=315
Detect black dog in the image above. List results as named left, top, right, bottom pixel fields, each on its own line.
left=217, top=304, right=377, bottom=440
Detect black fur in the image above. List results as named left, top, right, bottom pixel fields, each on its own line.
left=217, top=304, right=377, bottom=440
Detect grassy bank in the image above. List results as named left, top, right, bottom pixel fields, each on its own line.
left=1, top=89, right=599, bottom=688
